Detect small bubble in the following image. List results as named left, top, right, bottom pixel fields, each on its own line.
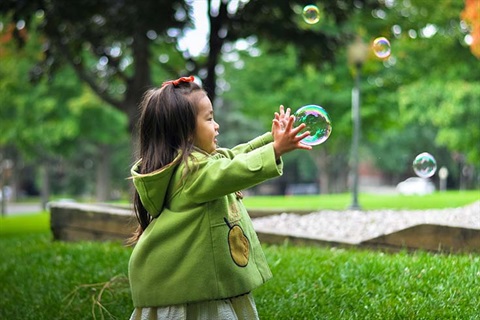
left=302, top=5, right=321, bottom=25
left=372, top=37, right=391, bottom=59
left=413, top=152, right=437, bottom=178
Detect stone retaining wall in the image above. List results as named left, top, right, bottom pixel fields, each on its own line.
left=49, top=202, right=480, bottom=253
left=49, top=202, right=135, bottom=243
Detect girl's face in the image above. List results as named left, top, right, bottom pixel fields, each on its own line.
left=193, top=94, right=219, bottom=154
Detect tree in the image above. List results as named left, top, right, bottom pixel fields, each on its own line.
left=219, top=0, right=480, bottom=192
left=358, top=0, right=480, bottom=188
left=399, top=80, right=480, bottom=164
left=1, top=0, right=191, bottom=133
left=0, top=16, right=129, bottom=203
left=219, top=42, right=355, bottom=193
left=1, top=0, right=380, bottom=135
left=1, top=1, right=384, bottom=197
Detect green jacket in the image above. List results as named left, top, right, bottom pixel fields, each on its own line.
left=129, top=132, right=283, bottom=307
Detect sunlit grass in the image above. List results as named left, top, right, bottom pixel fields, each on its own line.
left=1, top=192, right=479, bottom=318
left=0, top=211, right=50, bottom=237
left=243, top=190, right=480, bottom=211
left=0, top=233, right=132, bottom=320
left=1, top=233, right=478, bottom=319
left=256, top=244, right=480, bottom=319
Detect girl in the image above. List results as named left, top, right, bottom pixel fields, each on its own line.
left=128, top=76, right=312, bottom=320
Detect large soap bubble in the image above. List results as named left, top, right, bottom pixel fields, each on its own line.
left=293, top=104, right=332, bottom=146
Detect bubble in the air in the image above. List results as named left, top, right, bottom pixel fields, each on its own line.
left=372, top=37, right=391, bottom=59
left=302, top=5, right=320, bottom=24
left=293, top=105, right=332, bottom=146
left=412, top=152, right=437, bottom=178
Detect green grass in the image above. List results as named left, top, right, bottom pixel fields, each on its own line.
left=0, top=233, right=132, bottom=320
left=1, top=192, right=479, bottom=319
left=0, top=211, right=50, bottom=237
left=256, top=245, right=480, bottom=319
left=0, top=233, right=478, bottom=320
left=243, top=190, right=480, bottom=211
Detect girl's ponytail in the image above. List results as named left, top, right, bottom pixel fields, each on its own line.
left=127, top=192, right=152, bottom=245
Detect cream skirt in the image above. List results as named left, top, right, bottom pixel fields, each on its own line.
left=129, top=293, right=259, bottom=320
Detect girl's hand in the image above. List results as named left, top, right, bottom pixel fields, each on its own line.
left=272, top=112, right=312, bottom=159
left=273, top=105, right=291, bottom=133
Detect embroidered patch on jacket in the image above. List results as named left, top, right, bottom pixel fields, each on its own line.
left=224, top=218, right=250, bottom=267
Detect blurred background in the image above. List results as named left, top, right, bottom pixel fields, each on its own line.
left=0, top=0, right=479, bottom=208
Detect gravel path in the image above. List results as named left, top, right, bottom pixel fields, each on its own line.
left=252, top=201, right=480, bottom=244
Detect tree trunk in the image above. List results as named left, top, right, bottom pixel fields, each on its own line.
left=39, top=163, right=50, bottom=210
left=95, top=144, right=111, bottom=202
left=205, top=0, right=229, bottom=104
left=313, top=148, right=330, bottom=194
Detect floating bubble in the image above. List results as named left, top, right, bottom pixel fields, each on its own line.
left=372, top=37, right=391, bottom=59
left=413, top=152, right=437, bottom=178
left=293, top=104, right=332, bottom=146
left=302, top=5, right=320, bottom=24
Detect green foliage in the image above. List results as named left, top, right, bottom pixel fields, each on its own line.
left=221, top=43, right=357, bottom=191
left=2, top=0, right=479, bottom=196
left=0, top=14, right=130, bottom=198
left=69, top=88, right=128, bottom=145
left=228, top=1, right=381, bottom=65
left=399, top=80, right=480, bottom=164
left=355, top=0, right=480, bottom=182
left=0, top=16, right=128, bottom=161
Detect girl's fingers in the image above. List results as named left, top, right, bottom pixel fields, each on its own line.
left=284, top=115, right=295, bottom=130
left=290, top=122, right=306, bottom=135
left=295, top=130, right=310, bottom=141
left=298, top=143, right=313, bottom=150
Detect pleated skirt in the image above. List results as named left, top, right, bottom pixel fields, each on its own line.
left=129, top=293, right=259, bottom=320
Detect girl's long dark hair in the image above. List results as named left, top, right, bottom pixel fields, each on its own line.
left=129, top=80, right=205, bottom=243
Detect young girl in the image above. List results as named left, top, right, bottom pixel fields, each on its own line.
left=128, top=76, right=312, bottom=320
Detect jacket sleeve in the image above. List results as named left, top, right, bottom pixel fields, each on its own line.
left=182, top=141, right=282, bottom=203
left=216, top=132, right=273, bottom=159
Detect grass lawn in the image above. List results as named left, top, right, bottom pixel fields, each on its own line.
left=0, top=233, right=478, bottom=320
left=1, top=191, right=479, bottom=319
left=243, top=190, right=480, bottom=211
left=0, top=233, right=132, bottom=320
left=0, top=211, right=50, bottom=236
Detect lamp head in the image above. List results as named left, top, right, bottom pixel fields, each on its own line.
left=347, top=36, right=369, bottom=68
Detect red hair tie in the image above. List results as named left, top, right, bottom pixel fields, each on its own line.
left=162, top=75, right=195, bottom=87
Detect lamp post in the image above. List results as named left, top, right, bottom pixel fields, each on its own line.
left=347, top=36, right=369, bottom=210
left=1, top=159, right=13, bottom=216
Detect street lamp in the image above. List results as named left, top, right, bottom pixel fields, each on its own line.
left=1, top=159, right=13, bottom=216
left=347, top=36, right=369, bottom=210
